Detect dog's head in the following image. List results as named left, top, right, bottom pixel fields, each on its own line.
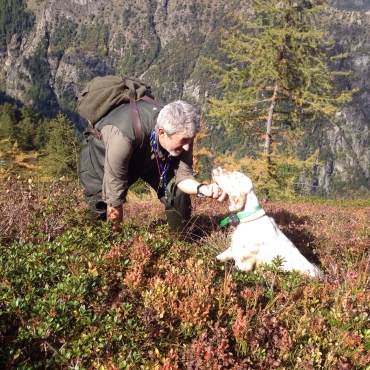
left=212, top=166, right=253, bottom=212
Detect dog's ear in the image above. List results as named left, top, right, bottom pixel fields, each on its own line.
left=238, top=173, right=253, bottom=193
left=229, top=193, right=246, bottom=212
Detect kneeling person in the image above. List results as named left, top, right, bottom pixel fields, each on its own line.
left=79, top=100, right=227, bottom=231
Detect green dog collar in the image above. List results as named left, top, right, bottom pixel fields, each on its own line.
left=220, top=205, right=262, bottom=227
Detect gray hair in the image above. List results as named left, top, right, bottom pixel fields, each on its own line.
left=156, top=100, right=200, bottom=137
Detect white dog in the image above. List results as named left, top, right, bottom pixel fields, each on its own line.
left=212, top=167, right=322, bottom=279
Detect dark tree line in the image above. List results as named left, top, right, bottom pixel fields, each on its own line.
left=0, top=102, right=46, bottom=151
left=0, top=103, right=82, bottom=179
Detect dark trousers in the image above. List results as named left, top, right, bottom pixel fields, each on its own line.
left=85, top=174, right=191, bottom=231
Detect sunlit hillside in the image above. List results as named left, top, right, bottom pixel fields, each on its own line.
left=1, top=175, right=369, bottom=368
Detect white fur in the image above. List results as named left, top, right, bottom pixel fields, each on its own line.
left=213, top=167, right=322, bottom=279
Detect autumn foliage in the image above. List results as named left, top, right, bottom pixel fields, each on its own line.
left=1, top=177, right=370, bottom=369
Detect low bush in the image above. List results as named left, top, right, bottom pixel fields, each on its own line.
left=1, top=178, right=369, bottom=369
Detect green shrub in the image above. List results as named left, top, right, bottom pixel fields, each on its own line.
left=1, top=179, right=370, bottom=368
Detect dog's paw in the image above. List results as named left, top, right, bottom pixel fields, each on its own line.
left=235, top=259, right=255, bottom=273
left=216, top=247, right=234, bottom=262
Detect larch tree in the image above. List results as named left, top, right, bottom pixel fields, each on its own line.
left=207, top=0, right=354, bottom=196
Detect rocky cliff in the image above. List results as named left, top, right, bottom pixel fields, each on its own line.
left=1, top=0, right=370, bottom=195
left=313, top=4, right=370, bottom=195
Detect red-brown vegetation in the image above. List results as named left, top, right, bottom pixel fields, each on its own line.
left=0, top=177, right=369, bottom=369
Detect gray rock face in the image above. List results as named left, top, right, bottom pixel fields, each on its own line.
left=1, top=0, right=370, bottom=194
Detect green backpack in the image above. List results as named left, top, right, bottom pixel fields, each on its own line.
left=77, top=75, right=164, bottom=148
left=78, top=75, right=164, bottom=199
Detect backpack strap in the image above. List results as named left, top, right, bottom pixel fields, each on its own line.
left=86, top=96, right=165, bottom=150
left=84, top=120, right=102, bottom=140
left=130, top=96, right=165, bottom=149
left=141, top=95, right=165, bottom=108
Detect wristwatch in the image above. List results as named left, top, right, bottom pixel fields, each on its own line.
left=197, top=183, right=207, bottom=198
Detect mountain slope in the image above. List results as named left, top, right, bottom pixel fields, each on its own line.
left=1, top=0, right=370, bottom=195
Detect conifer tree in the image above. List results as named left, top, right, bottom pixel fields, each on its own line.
left=40, top=113, right=82, bottom=180
left=19, top=106, right=47, bottom=150
left=207, top=0, right=353, bottom=195
left=16, top=116, right=35, bottom=150
left=193, top=120, right=212, bottom=178
left=0, top=103, right=20, bottom=144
